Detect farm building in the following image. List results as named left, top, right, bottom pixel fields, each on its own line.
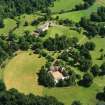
left=49, top=66, right=69, bottom=84
left=32, top=21, right=55, bottom=36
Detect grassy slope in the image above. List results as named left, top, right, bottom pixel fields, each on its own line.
left=1, top=0, right=105, bottom=105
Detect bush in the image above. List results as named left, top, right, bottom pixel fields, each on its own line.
left=79, top=73, right=93, bottom=87
left=0, top=18, right=4, bottom=28
left=0, top=80, right=6, bottom=91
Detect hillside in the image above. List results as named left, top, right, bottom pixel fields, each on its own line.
left=0, top=0, right=105, bottom=105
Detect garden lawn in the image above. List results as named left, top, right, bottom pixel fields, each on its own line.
left=4, top=51, right=46, bottom=95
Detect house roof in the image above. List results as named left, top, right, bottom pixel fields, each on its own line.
left=50, top=71, right=64, bottom=81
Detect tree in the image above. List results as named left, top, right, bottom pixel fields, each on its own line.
left=0, top=18, right=4, bottom=28
left=75, top=0, right=95, bottom=10
left=91, top=64, right=100, bottom=76
left=91, top=12, right=102, bottom=22
left=38, top=67, right=55, bottom=87
left=24, top=21, right=28, bottom=26
left=44, top=35, right=78, bottom=51
left=96, top=101, right=105, bottom=105
left=80, top=59, right=92, bottom=72
left=0, top=80, right=6, bottom=91
left=81, top=73, right=93, bottom=87
left=100, top=63, right=105, bottom=75
left=31, top=19, right=39, bottom=26
left=83, top=42, right=96, bottom=51
left=80, top=47, right=91, bottom=60
left=71, top=101, right=82, bottom=105
left=0, top=0, right=54, bottom=18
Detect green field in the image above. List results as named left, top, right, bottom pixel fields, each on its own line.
left=0, top=18, right=17, bottom=35
left=0, top=14, right=39, bottom=36
left=4, top=51, right=46, bottom=95
left=90, top=37, right=105, bottom=66
left=13, top=14, right=38, bottom=36
left=50, top=0, right=83, bottom=13
left=44, top=25, right=83, bottom=40
left=53, top=0, right=104, bottom=22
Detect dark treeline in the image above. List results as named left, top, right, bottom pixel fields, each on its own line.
left=0, top=88, right=64, bottom=105
left=0, top=0, right=54, bottom=18
left=96, top=87, right=105, bottom=104
left=79, top=6, right=105, bottom=37
left=0, top=32, right=43, bottom=67
left=91, top=6, right=105, bottom=22
left=75, top=0, right=96, bottom=11
left=44, top=34, right=78, bottom=51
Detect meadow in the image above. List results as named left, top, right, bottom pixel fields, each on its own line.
left=4, top=51, right=46, bottom=95
left=0, top=18, right=16, bottom=35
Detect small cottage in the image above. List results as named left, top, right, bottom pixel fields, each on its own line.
left=49, top=66, right=69, bottom=84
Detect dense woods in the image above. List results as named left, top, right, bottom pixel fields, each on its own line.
left=91, top=6, right=105, bottom=22
left=79, top=6, right=105, bottom=37
left=75, top=0, right=96, bottom=10
left=0, top=0, right=54, bottom=18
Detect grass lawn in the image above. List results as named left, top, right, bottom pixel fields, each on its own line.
left=0, top=18, right=17, bottom=35
left=43, top=84, right=101, bottom=105
left=13, top=26, right=36, bottom=36
left=50, top=0, right=83, bottom=13
left=44, top=25, right=84, bottom=40
left=4, top=51, right=46, bottom=95
left=90, top=37, right=105, bottom=66
left=13, top=14, right=38, bottom=36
